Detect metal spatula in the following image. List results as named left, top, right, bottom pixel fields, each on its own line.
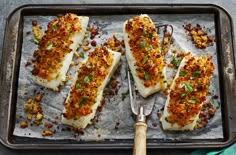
left=127, top=24, right=173, bottom=155
left=128, top=72, right=156, bottom=155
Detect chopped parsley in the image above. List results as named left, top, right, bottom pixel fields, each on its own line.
left=79, top=96, right=88, bottom=108
left=147, top=45, right=153, bottom=51
left=184, top=82, right=193, bottom=93
left=52, top=24, right=57, bottom=31
left=179, top=71, right=188, bottom=76
left=75, top=83, right=83, bottom=92
left=188, top=98, right=197, bottom=104
left=180, top=93, right=186, bottom=98
left=145, top=31, right=153, bottom=38
left=171, top=55, right=180, bottom=68
left=144, top=71, right=150, bottom=80
left=192, top=71, right=201, bottom=77
left=86, top=64, right=91, bottom=69
left=197, top=82, right=202, bottom=88
left=79, top=52, right=85, bottom=58
left=140, top=41, right=146, bottom=48
left=33, top=36, right=39, bottom=44
left=46, top=42, right=53, bottom=50
left=180, top=82, right=193, bottom=93
left=142, top=55, right=148, bottom=64
left=83, top=76, right=90, bottom=83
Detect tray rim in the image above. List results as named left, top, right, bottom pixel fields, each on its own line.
left=0, top=3, right=236, bottom=149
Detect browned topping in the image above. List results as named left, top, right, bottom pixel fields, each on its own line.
left=63, top=47, right=114, bottom=119
left=162, top=31, right=172, bottom=54
left=83, top=46, right=91, bottom=51
left=27, top=114, right=32, bottom=121
left=42, top=129, right=54, bottom=136
left=110, top=80, right=118, bottom=88
left=35, top=112, right=43, bottom=121
left=32, top=13, right=82, bottom=80
left=23, top=93, right=44, bottom=126
left=165, top=55, right=215, bottom=127
left=104, top=34, right=123, bottom=52
left=32, top=20, right=37, bottom=26
left=184, top=23, right=214, bottom=49
left=44, top=122, right=53, bottom=128
left=20, top=121, right=28, bottom=128
left=32, top=26, right=43, bottom=42
left=91, top=40, right=97, bottom=46
left=90, top=27, right=99, bottom=39
left=35, top=93, right=43, bottom=102
left=125, top=15, right=166, bottom=88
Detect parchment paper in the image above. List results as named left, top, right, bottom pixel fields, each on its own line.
left=13, top=14, right=223, bottom=141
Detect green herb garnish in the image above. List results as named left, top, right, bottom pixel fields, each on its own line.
left=46, top=42, right=53, bottom=50
left=192, top=71, right=201, bottom=78
left=188, top=98, right=197, bottom=104
left=33, top=36, right=39, bottom=44
left=142, top=55, right=148, bottom=64
left=197, top=82, right=202, bottom=88
left=86, top=64, right=91, bottom=69
left=52, top=24, right=57, bottom=31
left=140, top=41, right=146, bottom=48
left=145, top=32, right=153, bottom=38
left=144, top=71, right=150, bottom=80
left=184, top=82, right=193, bottom=93
left=75, top=83, right=83, bottom=92
left=79, top=96, right=88, bottom=108
left=171, top=55, right=180, bottom=68
left=181, top=93, right=186, bottom=98
left=83, top=76, right=90, bottom=83
left=179, top=71, right=188, bottom=76
left=147, top=45, right=153, bottom=51
left=79, top=52, right=85, bottom=58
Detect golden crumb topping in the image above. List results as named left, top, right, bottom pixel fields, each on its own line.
left=165, top=55, right=215, bottom=127
left=63, top=47, right=114, bottom=119
left=32, top=13, right=81, bottom=80
left=125, top=15, right=166, bottom=88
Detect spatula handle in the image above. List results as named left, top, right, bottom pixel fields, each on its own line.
left=133, top=121, right=147, bottom=155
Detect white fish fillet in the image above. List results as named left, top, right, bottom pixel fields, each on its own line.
left=32, top=15, right=89, bottom=91
left=61, top=48, right=121, bottom=129
left=123, top=14, right=166, bottom=98
left=160, top=55, right=214, bottom=130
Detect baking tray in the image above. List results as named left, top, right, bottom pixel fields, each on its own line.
left=0, top=4, right=236, bottom=149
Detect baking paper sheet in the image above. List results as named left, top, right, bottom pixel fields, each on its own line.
left=13, top=14, right=223, bottom=141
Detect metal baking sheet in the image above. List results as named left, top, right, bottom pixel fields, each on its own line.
left=0, top=4, right=236, bottom=149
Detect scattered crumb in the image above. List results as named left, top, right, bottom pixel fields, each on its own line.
left=20, top=121, right=28, bottom=128
left=184, top=23, right=214, bottom=49
left=42, top=129, right=54, bottom=136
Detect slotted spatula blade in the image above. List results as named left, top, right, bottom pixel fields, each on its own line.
left=128, top=71, right=156, bottom=155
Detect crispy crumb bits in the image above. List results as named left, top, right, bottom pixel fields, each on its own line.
left=161, top=31, right=172, bottom=54
left=42, top=129, right=54, bottom=136
left=184, top=23, right=214, bottom=49
left=22, top=93, right=44, bottom=126
left=103, top=34, right=123, bottom=52
left=20, top=121, right=28, bottom=128
left=90, top=27, right=99, bottom=39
